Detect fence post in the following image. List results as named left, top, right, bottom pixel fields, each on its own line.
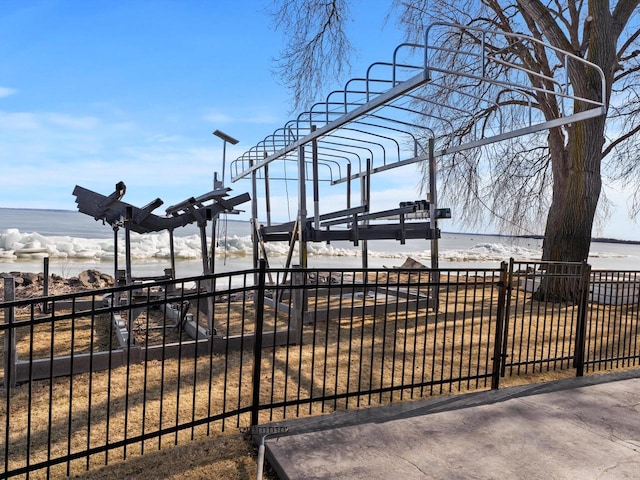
left=491, top=262, right=509, bottom=390
left=292, top=265, right=306, bottom=341
left=251, top=259, right=267, bottom=426
left=43, top=257, right=50, bottom=313
left=574, top=262, right=591, bottom=377
left=500, top=258, right=516, bottom=377
left=3, top=276, right=17, bottom=389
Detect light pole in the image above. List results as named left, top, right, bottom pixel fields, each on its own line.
left=213, top=129, right=239, bottom=187
left=211, top=130, right=239, bottom=274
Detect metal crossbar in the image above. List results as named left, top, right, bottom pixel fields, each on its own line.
left=231, top=23, right=606, bottom=183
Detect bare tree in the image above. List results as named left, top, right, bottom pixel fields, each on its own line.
left=270, top=0, right=354, bottom=110
left=270, top=1, right=640, bottom=284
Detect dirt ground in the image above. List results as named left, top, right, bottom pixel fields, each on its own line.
left=69, top=432, right=267, bottom=480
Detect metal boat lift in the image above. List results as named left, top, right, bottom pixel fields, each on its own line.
left=229, top=23, right=606, bottom=276
left=73, top=182, right=250, bottom=283
left=73, top=182, right=250, bottom=339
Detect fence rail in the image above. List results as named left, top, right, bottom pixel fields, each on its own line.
left=1, top=260, right=639, bottom=478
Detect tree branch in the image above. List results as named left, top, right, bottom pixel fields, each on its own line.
left=612, top=0, right=640, bottom=39
left=602, top=121, right=640, bottom=158
left=270, top=0, right=353, bottom=110
left=515, top=0, right=573, bottom=53
left=617, top=25, right=640, bottom=58
left=614, top=62, right=640, bottom=82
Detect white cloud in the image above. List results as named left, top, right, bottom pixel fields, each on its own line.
left=46, top=113, right=100, bottom=130
left=143, top=133, right=183, bottom=143
left=0, top=111, right=40, bottom=129
left=245, top=113, right=280, bottom=124
left=0, top=86, right=17, bottom=98
left=203, top=110, right=280, bottom=125
left=0, top=111, right=101, bottom=130
left=203, top=112, right=233, bottom=123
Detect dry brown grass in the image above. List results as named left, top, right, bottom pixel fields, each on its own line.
left=69, top=432, right=258, bottom=480
left=1, top=273, right=639, bottom=479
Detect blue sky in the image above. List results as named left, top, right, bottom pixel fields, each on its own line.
left=0, top=1, right=637, bottom=239
left=0, top=1, right=406, bottom=213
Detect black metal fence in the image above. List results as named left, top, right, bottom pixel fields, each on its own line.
left=1, top=260, right=639, bottom=478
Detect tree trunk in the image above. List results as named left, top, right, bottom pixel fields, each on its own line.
left=541, top=118, right=603, bottom=264
left=536, top=118, right=603, bottom=302
left=535, top=0, right=615, bottom=301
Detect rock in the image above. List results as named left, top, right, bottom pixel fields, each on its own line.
left=393, top=257, right=428, bottom=269
left=78, top=270, right=97, bottom=288
left=1, top=269, right=115, bottom=300
left=76, top=270, right=114, bottom=289
left=21, top=273, right=39, bottom=286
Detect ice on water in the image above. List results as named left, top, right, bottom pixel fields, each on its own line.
left=0, top=208, right=637, bottom=278
left=0, top=226, right=544, bottom=264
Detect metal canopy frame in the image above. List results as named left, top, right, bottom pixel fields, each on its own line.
left=229, top=23, right=607, bottom=272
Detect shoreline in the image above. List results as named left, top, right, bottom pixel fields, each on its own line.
left=444, top=230, right=640, bottom=246
left=0, top=269, right=115, bottom=300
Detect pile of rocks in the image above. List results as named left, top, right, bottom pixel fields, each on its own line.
left=0, top=269, right=115, bottom=300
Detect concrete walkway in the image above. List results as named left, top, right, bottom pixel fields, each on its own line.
left=262, top=370, right=640, bottom=479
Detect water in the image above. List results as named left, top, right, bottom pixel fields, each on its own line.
left=1, top=207, right=639, bottom=279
